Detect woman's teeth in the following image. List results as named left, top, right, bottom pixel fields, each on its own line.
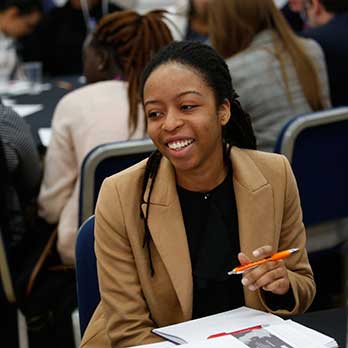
left=168, top=139, right=194, bottom=151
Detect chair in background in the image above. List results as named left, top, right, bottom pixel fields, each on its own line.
left=75, top=215, right=98, bottom=337
left=274, top=106, right=348, bottom=226
left=274, top=106, right=348, bottom=309
left=78, top=138, right=155, bottom=226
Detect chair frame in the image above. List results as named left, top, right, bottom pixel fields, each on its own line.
left=0, top=227, right=16, bottom=303
left=75, top=215, right=97, bottom=338
left=0, top=227, right=29, bottom=348
left=278, top=107, right=348, bottom=161
left=79, top=138, right=156, bottom=225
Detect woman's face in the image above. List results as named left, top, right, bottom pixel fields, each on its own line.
left=144, top=62, right=230, bottom=180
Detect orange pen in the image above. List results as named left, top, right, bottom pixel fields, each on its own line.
left=228, top=248, right=299, bottom=275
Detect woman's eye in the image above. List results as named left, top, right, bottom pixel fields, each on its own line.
left=147, top=111, right=161, bottom=119
left=181, top=105, right=197, bottom=111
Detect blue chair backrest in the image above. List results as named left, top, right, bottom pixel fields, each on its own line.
left=274, top=107, right=348, bottom=226
left=78, top=138, right=156, bottom=226
left=75, top=215, right=99, bottom=336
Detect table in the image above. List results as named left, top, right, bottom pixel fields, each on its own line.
left=11, top=76, right=84, bottom=146
left=292, top=306, right=347, bottom=347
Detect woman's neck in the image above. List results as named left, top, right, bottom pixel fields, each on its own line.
left=176, top=159, right=228, bottom=193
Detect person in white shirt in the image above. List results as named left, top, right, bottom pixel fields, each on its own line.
left=0, top=0, right=41, bottom=81
left=38, top=10, right=173, bottom=265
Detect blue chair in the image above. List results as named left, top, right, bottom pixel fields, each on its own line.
left=78, top=138, right=155, bottom=226
left=274, top=106, right=348, bottom=226
left=274, top=106, right=348, bottom=309
left=75, top=215, right=98, bottom=337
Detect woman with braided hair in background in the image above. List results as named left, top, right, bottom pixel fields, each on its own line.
left=82, top=41, right=315, bottom=348
left=38, top=10, right=173, bottom=266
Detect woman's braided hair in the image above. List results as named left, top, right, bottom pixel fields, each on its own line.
left=139, top=41, right=257, bottom=275
left=94, top=10, right=173, bottom=136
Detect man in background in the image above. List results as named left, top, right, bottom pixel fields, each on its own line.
left=20, top=0, right=123, bottom=76
left=0, top=0, right=41, bottom=80
left=302, top=0, right=348, bottom=106
left=281, top=0, right=307, bottom=32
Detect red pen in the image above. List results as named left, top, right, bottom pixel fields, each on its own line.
left=207, top=325, right=263, bottom=339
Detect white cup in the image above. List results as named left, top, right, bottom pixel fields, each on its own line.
left=22, top=61, right=42, bottom=94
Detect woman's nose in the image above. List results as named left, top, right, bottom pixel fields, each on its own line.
left=162, top=110, right=184, bottom=132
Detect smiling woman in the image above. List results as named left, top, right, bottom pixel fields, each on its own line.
left=144, top=63, right=230, bottom=189
left=81, top=41, right=316, bottom=348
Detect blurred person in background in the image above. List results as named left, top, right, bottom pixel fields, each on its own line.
left=19, top=0, right=123, bottom=76
left=0, top=0, right=41, bottom=81
left=185, top=0, right=210, bottom=41
left=281, top=0, right=307, bottom=32
left=38, top=10, right=173, bottom=265
left=0, top=102, right=41, bottom=257
left=209, top=0, right=330, bottom=152
left=301, top=0, right=348, bottom=106
left=0, top=102, right=41, bottom=348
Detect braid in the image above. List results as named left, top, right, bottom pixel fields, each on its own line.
left=140, top=150, right=163, bottom=276
left=95, top=10, right=173, bottom=136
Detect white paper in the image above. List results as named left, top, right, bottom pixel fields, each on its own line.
left=0, top=80, right=51, bottom=96
left=153, top=307, right=284, bottom=344
left=12, top=104, right=43, bottom=117
left=266, top=320, right=337, bottom=348
left=127, top=336, right=247, bottom=348
left=0, top=80, right=31, bottom=95
left=38, top=128, right=52, bottom=147
left=1, top=97, right=15, bottom=107
left=126, top=341, right=176, bottom=348
left=182, top=336, right=246, bottom=348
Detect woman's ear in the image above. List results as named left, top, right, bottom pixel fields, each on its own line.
left=218, top=98, right=231, bottom=126
left=97, top=50, right=109, bottom=71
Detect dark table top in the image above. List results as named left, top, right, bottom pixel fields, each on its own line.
left=292, top=306, right=347, bottom=347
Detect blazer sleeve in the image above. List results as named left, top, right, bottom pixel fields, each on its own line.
left=94, top=177, right=163, bottom=348
left=260, top=155, right=316, bottom=315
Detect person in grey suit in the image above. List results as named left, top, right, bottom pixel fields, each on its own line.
left=301, top=0, right=348, bottom=106
left=209, top=0, right=331, bottom=152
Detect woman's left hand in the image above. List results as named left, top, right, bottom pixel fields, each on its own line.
left=238, top=245, right=290, bottom=295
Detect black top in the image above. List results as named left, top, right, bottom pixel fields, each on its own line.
left=177, top=164, right=244, bottom=319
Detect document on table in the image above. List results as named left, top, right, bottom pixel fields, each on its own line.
left=152, top=307, right=284, bottom=344
left=38, top=128, right=52, bottom=147
left=12, top=104, right=43, bottom=117
left=152, top=306, right=337, bottom=348
left=127, top=341, right=176, bottom=348
left=0, top=80, right=51, bottom=96
left=127, top=336, right=245, bottom=348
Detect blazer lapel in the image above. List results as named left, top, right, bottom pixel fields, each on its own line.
left=141, top=158, right=192, bottom=320
left=231, top=148, right=276, bottom=257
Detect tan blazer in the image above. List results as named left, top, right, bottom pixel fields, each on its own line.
left=81, top=147, right=315, bottom=348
